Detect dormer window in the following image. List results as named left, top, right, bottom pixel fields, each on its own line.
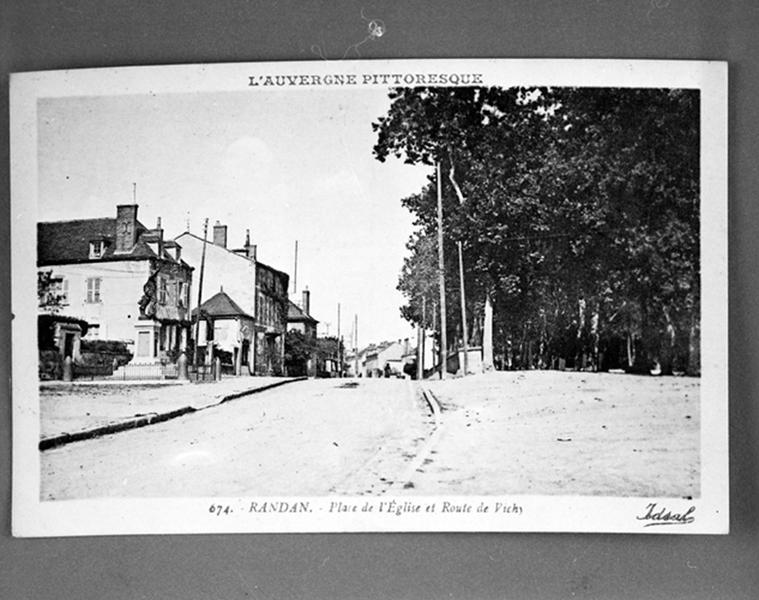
left=89, top=240, right=104, bottom=259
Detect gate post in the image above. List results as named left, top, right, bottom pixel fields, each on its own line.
left=178, top=352, right=188, bottom=380
left=62, top=356, right=73, bottom=382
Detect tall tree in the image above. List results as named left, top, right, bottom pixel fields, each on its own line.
left=377, top=86, right=700, bottom=375
left=374, top=87, right=548, bottom=367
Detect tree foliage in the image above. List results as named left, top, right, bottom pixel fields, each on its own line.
left=38, top=270, right=66, bottom=313
left=374, top=86, right=700, bottom=375
left=284, top=329, right=315, bottom=376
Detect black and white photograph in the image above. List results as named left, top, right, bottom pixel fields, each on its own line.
left=11, top=59, right=728, bottom=536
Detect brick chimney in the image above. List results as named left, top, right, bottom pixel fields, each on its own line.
left=159, top=217, right=167, bottom=257
left=213, top=221, right=227, bottom=248
left=302, top=288, right=311, bottom=316
left=245, top=229, right=257, bottom=260
left=115, top=204, right=138, bottom=253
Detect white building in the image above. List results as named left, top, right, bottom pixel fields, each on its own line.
left=176, top=224, right=290, bottom=376
left=37, top=204, right=193, bottom=363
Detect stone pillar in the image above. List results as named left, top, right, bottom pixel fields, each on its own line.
left=235, top=344, right=242, bottom=376
left=178, top=352, right=188, bottom=380
left=482, top=292, right=494, bottom=372
left=62, top=356, right=73, bottom=382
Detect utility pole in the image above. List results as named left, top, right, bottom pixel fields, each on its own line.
left=293, top=240, right=298, bottom=295
left=436, top=162, right=447, bottom=380
left=354, top=314, right=359, bottom=377
left=337, top=302, right=341, bottom=377
left=417, top=296, right=426, bottom=380
left=416, top=323, right=423, bottom=381
left=193, top=218, right=209, bottom=369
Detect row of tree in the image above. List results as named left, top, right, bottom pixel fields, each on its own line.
left=373, top=86, right=700, bottom=375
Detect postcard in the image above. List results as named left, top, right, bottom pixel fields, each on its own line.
left=11, top=58, right=728, bottom=535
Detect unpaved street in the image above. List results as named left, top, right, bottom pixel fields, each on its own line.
left=41, top=378, right=432, bottom=499
left=41, top=371, right=700, bottom=500
left=402, top=371, right=700, bottom=498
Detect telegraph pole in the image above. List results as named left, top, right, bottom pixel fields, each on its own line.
left=417, top=296, right=426, bottom=380
left=354, top=314, right=359, bottom=377
left=293, top=240, right=298, bottom=295
left=337, top=302, right=341, bottom=377
left=193, top=218, right=209, bottom=368
left=436, top=162, right=447, bottom=380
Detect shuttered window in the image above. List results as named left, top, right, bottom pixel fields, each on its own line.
left=85, top=277, right=101, bottom=303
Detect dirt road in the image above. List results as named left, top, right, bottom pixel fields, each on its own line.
left=41, top=378, right=431, bottom=499
left=402, top=371, right=700, bottom=498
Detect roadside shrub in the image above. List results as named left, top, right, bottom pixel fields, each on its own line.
left=39, top=350, right=62, bottom=380
left=80, top=339, right=127, bottom=354
left=79, top=339, right=133, bottom=368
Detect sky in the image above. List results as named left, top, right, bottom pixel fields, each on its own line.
left=37, top=88, right=431, bottom=346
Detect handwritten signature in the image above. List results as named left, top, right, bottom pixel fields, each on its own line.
left=636, top=503, right=695, bottom=527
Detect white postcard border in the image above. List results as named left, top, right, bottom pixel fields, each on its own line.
left=11, top=58, right=728, bottom=536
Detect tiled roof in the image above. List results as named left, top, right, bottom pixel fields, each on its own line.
left=192, top=290, right=253, bottom=319
left=174, top=231, right=288, bottom=281
left=287, top=299, right=318, bottom=323
left=38, top=218, right=185, bottom=266
left=363, top=340, right=399, bottom=358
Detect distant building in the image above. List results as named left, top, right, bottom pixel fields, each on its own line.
left=285, top=289, right=320, bottom=377
left=176, top=224, right=289, bottom=376
left=361, top=339, right=411, bottom=377
left=191, top=289, right=255, bottom=376
left=344, top=349, right=359, bottom=377
left=287, top=289, right=319, bottom=339
left=37, top=204, right=193, bottom=364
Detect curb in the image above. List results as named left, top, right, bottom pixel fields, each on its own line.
left=219, top=376, right=308, bottom=403
left=419, top=386, right=442, bottom=423
left=39, top=377, right=308, bottom=451
left=390, top=385, right=444, bottom=492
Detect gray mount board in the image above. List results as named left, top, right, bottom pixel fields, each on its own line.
left=1, top=1, right=757, bottom=599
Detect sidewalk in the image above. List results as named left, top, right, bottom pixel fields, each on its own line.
left=39, top=376, right=305, bottom=449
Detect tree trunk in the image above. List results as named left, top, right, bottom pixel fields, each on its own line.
left=482, top=291, right=494, bottom=371
left=688, top=312, right=700, bottom=376
left=661, top=305, right=676, bottom=375
left=626, top=330, right=635, bottom=368
left=457, top=241, right=469, bottom=375
left=449, top=160, right=469, bottom=376
left=591, top=303, right=600, bottom=371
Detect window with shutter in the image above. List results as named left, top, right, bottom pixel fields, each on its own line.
left=86, top=277, right=101, bottom=303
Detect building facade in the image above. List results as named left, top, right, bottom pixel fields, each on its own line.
left=285, top=289, right=319, bottom=377
left=176, top=224, right=289, bottom=376
left=287, top=290, right=319, bottom=339
left=192, top=290, right=256, bottom=375
left=37, top=204, right=193, bottom=364
left=254, top=262, right=290, bottom=375
left=360, top=339, right=411, bottom=377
